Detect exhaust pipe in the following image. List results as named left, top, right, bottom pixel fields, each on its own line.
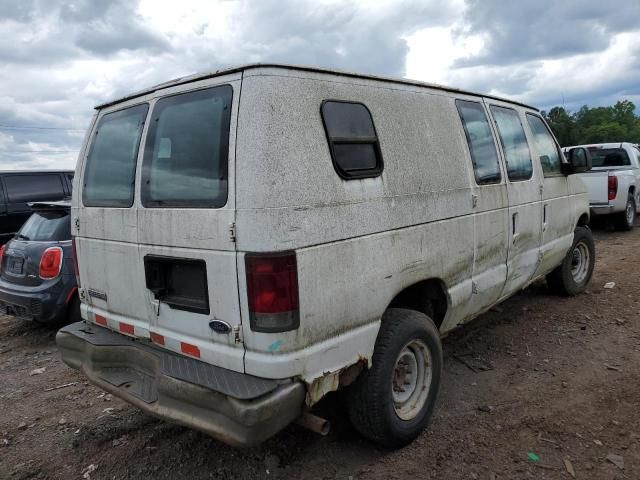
left=296, top=412, right=330, bottom=436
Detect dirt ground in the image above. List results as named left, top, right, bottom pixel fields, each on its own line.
left=1, top=224, right=639, bottom=480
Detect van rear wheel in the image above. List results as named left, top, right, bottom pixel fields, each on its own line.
left=346, top=308, right=442, bottom=448
left=546, top=226, right=595, bottom=296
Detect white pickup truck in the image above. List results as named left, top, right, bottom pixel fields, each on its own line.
left=565, top=143, right=640, bottom=230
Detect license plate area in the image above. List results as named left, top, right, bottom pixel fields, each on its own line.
left=7, top=257, right=24, bottom=275
left=144, top=255, right=210, bottom=315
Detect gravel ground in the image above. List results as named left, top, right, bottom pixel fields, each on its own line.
left=1, top=224, right=639, bottom=480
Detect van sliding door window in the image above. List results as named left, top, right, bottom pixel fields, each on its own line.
left=456, top=100, right=501, bottom=184
left=321, top=100, right=383, bottom=179
left=83, top=104, right=148, bottom=207
left=490, top=106, right=533, bottom=181
left=141, top=85, right=233, bottom=208
left=525, top=114, right=562, bottom=175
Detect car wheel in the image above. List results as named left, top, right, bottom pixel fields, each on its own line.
left=346, top=308, right=442, bottom=448
left=546, top=226, right=595, bottom=296
left=614, top=194, right=635, bottom=231
left=66, top=295, right=82, bottom=324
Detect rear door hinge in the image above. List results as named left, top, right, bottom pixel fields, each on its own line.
left=74, top=217, right=80, bottom=232
left=471, top=194, right=478, bottom=208
left=229, top=222, right=236, bottom=243
left=472, top=280, right=478, bottom=294
left=233, top=325, right=243, bottom=344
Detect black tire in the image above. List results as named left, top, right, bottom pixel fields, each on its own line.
left=546, top=226, right=595, bottom=296
left=66, top=294, right=82, bottom=324
left=345, top=308, right=442, bottom=448
left=614, top=194, right=635, bottom=231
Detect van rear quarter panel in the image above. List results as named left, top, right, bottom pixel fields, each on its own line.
left=236, top=69, right=475, bottom=380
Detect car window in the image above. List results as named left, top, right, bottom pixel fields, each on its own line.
left=83, top=104, right=149, bottom=207
left=321, top=101, right=383, bottom=179
left=490, top=106, right=533, bottom=181
left=18, top=210, right=71, bottom=241
left=526, top=114, right=562, bottom=175
left=589, top=148, right=631, bottom=167
left=141, top=85, right=233, bottom=208
left=4, top=175, right=65, bottom=203
left=456, top=100, right=501, bottom=184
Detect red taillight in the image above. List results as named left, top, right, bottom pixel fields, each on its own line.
left=246, top=252, right=299, bottom=332
left=608, top=175, right=618, bottom=201
left=39, top=247, right=63, bottom=280
left=0, top=244, right=5, bottom=273
left=71, top=237, right=80, bottom=285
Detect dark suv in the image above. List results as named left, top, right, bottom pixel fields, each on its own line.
left=0, top=201, right=79, bottom=323
left=0, top=171, right=74, bottom=245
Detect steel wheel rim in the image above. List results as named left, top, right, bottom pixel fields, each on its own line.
left=626, top=201, right=635, bottom=224
left=392, top=339, right=432, bottom=421
left=570, top=241, right=590, bottom=284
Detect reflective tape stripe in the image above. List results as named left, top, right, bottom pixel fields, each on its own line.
left=180, top=342, right=200, bottom=358
left=119, top=322, right=135, bottom=335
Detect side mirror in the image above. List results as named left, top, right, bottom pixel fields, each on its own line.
left=562, top=147, right=592, bottom=175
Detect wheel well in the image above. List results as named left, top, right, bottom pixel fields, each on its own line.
left=388, top=279, right=448, bottom=329
left=577, top=213, right=589, bottom=228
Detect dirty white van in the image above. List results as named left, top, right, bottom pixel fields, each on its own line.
left=57, top=64, right=594, bottom=448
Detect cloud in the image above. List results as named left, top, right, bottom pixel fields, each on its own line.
left=0, top=0, right=638, bottom=170
left=456, top=0, right=640, bottom=67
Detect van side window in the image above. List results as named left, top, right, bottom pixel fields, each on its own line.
left=142, top=85, right=233, bottom=208
left=83, top=104, right=149, bottom=207
left=5, top=175, right=64, bottom=203
left=490, top=106, right=533, bottom=181
left=525, top=113, right=562, bottom=175
left=321, top=100, right=383, bottom=179
left=455, top=100, right=501, bottom=184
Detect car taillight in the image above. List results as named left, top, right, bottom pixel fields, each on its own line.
left=0, top=244, right=5, bottom=273
left=71, top=237, right=80, bottom=285
left=608, top=175, right=618, bottom=201
left=246, top=252, right=299, bottom=333
left=39, top=247, right=63, bottom=280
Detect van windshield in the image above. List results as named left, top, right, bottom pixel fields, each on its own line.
left=18, top=210, right=71, bottom=242
left=590, top=148, right=631, bottom=168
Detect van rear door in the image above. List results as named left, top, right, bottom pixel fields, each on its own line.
left=76, top=76, right=244, bottom=373
left=75, top=103, right=150, bottom=343
left=136, top=79, right=243, bottom=372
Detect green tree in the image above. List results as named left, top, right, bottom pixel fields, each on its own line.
left=543, top=100, right=639, bottom=145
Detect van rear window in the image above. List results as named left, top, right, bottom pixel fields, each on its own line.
left=141, top=85, right=233, bottom=208
left=83, top=104, right=148, bottom=207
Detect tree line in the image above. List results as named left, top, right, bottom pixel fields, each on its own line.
left=542, top=100, right=640, bottom=147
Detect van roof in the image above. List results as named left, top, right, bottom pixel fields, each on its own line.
left=96, top=63, right=539, bottom=111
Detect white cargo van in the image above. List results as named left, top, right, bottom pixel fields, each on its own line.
left=57, top=64, right=594, bottom=448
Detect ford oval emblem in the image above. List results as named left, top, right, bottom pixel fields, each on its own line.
left=209, top=320, right=231, bottom=334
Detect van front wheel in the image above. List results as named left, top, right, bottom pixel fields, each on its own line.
left=346, top=308, right=442, bottom=448
left=546, top=226, right=595, bottom=296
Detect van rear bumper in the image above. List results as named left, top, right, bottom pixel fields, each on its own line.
left=56, top=322, right=305, bottom=446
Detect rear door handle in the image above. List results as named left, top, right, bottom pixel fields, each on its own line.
left=512, top=212, right=519, bottom=244
left=543, top=204, right=548, bottom=232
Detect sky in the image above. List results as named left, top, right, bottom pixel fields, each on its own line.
left=0, top=0, right=638, bottom=170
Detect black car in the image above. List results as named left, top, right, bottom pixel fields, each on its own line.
left=0, top=170, right=74, bottom=245
left=0, top=201, right=79, bottom=323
